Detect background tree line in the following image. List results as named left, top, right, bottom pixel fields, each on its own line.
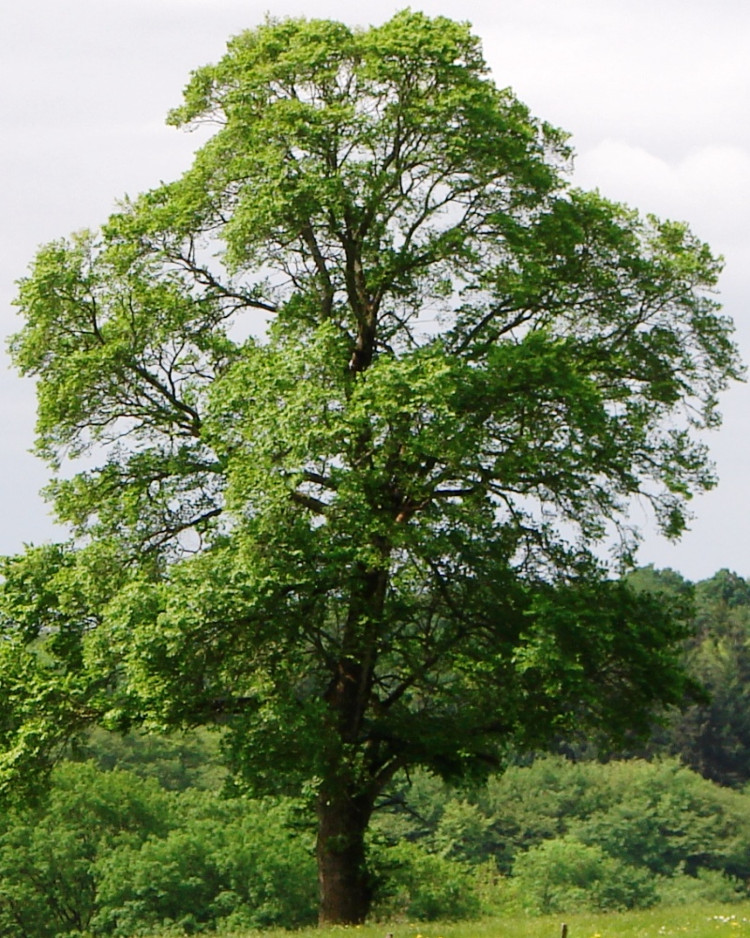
left=3, top=567, right=750, bottom=937
left=626, top=566, right=750, bottom=788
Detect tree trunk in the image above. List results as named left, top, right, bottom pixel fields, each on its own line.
left=316, top=563, right=387, bottom=924
left=316, top=785, right=374, bottom=924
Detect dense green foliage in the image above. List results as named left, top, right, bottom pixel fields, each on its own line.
left=0, top=756, right=316, bottom=938
left=373, top=756, right=750, bottom=917
left=1, top=11, right=741, bottom=923
left=75, top=726, right=227, bottom=791
left=627, top=568, right=750, bottom=787
left=4, top=737, right=750, bottom=936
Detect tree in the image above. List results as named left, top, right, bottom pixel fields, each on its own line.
left=0, top=11, right=741, bottom=924
left=681, top=571, right=750, bottom=786
left=0, top=762, right=171, bottom=938
left=623, top=567, right=750, bottom=787
left=655, top=570, right=750, bottom=787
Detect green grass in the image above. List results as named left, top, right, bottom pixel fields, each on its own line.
left=206, top=905, right=750, bottom=938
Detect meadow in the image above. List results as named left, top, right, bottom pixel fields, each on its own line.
left=212, top=906, right=750, bottom=938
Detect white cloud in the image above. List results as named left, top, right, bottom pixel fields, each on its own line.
left=575, top=141, right=750, bottom=249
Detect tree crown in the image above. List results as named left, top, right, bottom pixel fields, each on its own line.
left=2, top=8, right=741, bottom=809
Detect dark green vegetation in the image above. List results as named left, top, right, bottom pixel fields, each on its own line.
left=7, top=634, right=750, bottom=938
left=0, top=743, right=318, bottom=938
left=0, top=11, right=741, bottom=925
left=627, top=568, right=750, bottom=788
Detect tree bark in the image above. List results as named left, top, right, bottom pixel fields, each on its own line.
left=316, top=784, right=374, bottom=924
left=316, top=561, right=387, bottom=924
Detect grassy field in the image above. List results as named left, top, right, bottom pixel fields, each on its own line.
left=210, top=905, right=750, bottom=938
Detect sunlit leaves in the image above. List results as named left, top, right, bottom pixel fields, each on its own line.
left=0, top=12, right=743, bottom=921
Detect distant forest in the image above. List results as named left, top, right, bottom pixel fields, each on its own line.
left=624, top=566, right=750, bottom=788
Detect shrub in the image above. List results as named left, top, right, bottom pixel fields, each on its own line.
left=511, top=837, right=657, bottom=914
left=371, top=841, right=481, bottom=921
left=657, top=868, right=748, bottom=906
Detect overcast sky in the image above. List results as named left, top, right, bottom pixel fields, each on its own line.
left=1, top=0, right=748, bottom=582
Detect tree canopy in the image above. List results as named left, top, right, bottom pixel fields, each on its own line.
left=0, top=11, right=742, bottom=923
left=626, top=567, right=750, bottom=787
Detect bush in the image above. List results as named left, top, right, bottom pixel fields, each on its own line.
left=371, top=841, right=481, bottom=921
left=657, top=868, right=748, bottom=906
left=0, top=762, right=172, bottom=938
left=93, top=795, right=317, bottom=935
left=569, top=759, right=750, bottom=878
left=511, top=837, right=657, bottom=914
